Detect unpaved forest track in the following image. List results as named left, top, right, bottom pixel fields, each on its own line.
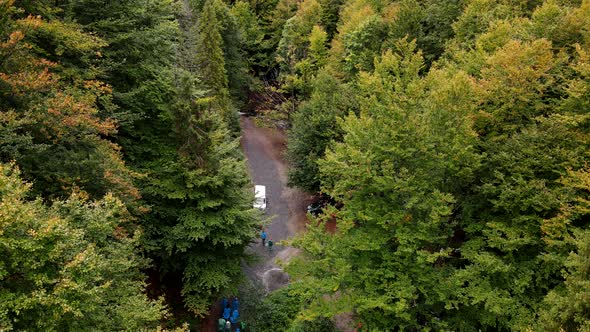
left=240, top=116, right=310, bottom=291
left=200, top=117, right=310, bottom=332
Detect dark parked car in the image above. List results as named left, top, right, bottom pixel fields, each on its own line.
left=307, top=201, right=324, bottom=215
left=306, top=194, right=338, bottom=216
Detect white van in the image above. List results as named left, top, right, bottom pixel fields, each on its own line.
left=254, top=185, right=266, bottom=210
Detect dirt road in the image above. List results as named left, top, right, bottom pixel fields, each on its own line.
left=240, top=116, right=310, bottom=292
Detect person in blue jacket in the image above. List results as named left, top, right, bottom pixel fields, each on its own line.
left=222, top=305, right=231, bottom=320
left=261, top=230, right=267, bottom=246
left=230, top=308, right=239, bottom=324
left=232, top=296, right=239, bottom=311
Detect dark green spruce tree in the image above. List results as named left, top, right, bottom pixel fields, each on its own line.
left=195, top=0, right=240, bottom=133
left=135, top=0, right=259, bottom=315
left=60, top=0, right=259, bottom=318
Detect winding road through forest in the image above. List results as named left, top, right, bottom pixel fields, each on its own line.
left=240, top=116, right=310, bottom=291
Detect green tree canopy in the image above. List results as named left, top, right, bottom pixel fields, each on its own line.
left=0, top=163, right=166, bottom=331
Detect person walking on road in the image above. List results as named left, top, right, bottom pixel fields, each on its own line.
left=261, top=230, right=267, bottom=246
left=268, top=238, right=274, bottom=252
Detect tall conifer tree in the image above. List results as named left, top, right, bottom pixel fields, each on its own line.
left=196, top=0, right=229, bottom=100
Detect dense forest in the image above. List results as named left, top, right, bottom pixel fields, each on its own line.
left=1, top=0, right=589, bottom=331
left=0, top=0, right=257, bottom=330
left=280, top=0, right=590, bottom=331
